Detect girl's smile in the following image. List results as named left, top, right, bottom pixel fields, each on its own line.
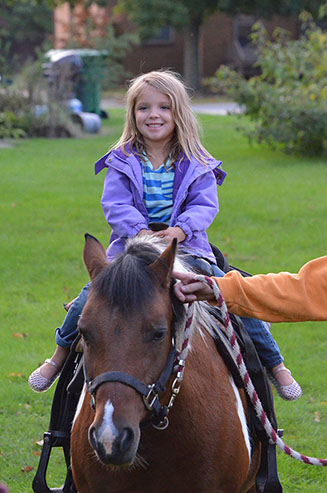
left=134, top=85, right=175, bottom=148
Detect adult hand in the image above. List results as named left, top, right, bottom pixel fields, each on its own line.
left=173, top=271, right=215, bottom=302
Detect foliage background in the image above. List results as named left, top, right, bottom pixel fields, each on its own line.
left=0, top=111, right=327, bottom=491
left=0, top=0, right=53, bottom=77
left=206, top=8, right=327, bottom=156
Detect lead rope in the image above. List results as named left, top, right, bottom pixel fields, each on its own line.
left=183, top=274, right=327, bottom=467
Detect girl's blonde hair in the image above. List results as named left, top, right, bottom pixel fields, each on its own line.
left=112, top=70, right=212, bottom=165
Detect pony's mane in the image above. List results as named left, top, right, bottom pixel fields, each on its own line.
left=92, top=235, right=218, bottom=352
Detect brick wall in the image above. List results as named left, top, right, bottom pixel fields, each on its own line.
left=53, top=3, right=298, bottom=79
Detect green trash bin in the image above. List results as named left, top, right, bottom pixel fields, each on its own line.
left=74, top=49, right=107, bottom=115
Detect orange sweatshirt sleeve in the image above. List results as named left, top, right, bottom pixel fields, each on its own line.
left=213, top=256, right=327, bottom=323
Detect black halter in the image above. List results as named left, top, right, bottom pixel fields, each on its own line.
left=83, top=341, right=178, bottom=429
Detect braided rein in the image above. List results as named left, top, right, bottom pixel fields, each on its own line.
left=188, top=274, right=327, bottom=467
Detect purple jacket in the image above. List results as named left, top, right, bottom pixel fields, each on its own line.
left=95, top=148, right=226, bottom=263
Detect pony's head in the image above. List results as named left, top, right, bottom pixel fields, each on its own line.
left=78, top=234, right=187, bottom=466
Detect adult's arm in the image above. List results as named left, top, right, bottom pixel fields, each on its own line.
left=215, top=256, right=327, bottom=322
left=174, top=256, right=327, bottom=322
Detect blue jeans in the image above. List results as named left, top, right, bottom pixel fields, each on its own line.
left=55, top=259, right=283, bottom=369
left=185, top=256, right=283, bottom=369
left=55, top=282, right=91, bottom=348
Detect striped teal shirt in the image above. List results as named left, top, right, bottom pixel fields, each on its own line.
left=142, top=155, right=175, bottom=224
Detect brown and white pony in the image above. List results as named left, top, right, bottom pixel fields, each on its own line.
left=71, top=234, right=261, bottom=492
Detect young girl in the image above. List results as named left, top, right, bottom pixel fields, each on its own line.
left=29, top=70, right=301, bottom=401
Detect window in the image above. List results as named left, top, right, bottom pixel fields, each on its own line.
left=143, top=26, right=174, bottom=45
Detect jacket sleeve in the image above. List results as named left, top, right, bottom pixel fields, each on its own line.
left=101, top=166, right=148, bottom=238
left=213, top=256, right=327, bottom=322
left=174, top=171, right=218, bottom=240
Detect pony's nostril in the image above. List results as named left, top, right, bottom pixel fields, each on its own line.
left=118, top=427, right=134, bottom=454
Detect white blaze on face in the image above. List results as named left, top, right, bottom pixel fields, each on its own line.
left=229, top=376, right=251, bottom=465
left=72, top=388, right=118, bottom=456
left=97, top=400, right=119, bottom=454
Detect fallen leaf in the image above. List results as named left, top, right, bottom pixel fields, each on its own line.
left=309, top=397, right=314, bottom=403
left=21, top=466, right=33, bottom=473
left=11, top=203, right=16, bottom=208
left=9, top=372, right=25, bottom=378
left=321, top=401, right=327, bottom=405
left=314, top=411, right=320, bottom=423
left=62, top=285, right=69, bottom=295
left=33, top=451, right=41, bottom=456
left=13, top=332, right=28, bottom=338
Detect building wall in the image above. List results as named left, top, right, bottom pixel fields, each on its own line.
left=54, top=2, right=110, bottom=49
left=53, top=3, right=298, bottom=79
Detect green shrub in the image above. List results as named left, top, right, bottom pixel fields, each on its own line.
left=0, top=111, right=26, bottom=138
left=206, top=7, right=327, bottom=156
left=0, top=88, right=28, bottom=113
left=0, top=88, right=81, bottom=139
left=0, top=60, right=82, bottom=139
left=0, top=90, right=28, bottom=138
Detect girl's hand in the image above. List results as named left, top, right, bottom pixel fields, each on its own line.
left=156, top=226, right=186, bottom=243
left=137, top=228, right=152, bottom=236
left=63, top=297, right=78, bottom=312
left=173, top=271, right=215, bottom=302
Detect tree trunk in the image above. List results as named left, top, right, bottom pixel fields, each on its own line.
left=183, top=17, right=202, bottom=91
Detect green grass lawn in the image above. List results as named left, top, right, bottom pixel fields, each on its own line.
left=1, top=110, right=327, bottom=492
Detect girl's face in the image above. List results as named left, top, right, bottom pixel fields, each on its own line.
left=134, top=85, right=175, bottom=148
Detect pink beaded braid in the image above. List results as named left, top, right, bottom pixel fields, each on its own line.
left=183, top=274, right=327, bottom=467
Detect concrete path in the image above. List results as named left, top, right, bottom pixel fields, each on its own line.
left=191, top=102, right=242, bottom=115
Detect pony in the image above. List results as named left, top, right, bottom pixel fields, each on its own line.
left=71, top=233, right=261, bottom=492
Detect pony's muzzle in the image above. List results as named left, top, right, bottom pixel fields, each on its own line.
left=89, top=423, right=139, bottom=466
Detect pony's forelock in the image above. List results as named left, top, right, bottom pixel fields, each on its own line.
left=92, top=235, right=219, bottom=351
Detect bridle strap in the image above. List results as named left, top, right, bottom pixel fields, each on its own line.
left=84, top=345, right=178, bottom=421
left=88, top=371, right=149, bottom=397
left=86, top=345, right=177, bottom=396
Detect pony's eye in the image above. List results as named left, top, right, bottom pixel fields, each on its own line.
left=80, top=333, right=88, bottom=344
left=153, top=329, right=167, bottom=342
left=78, top=326, right=90, bottom=344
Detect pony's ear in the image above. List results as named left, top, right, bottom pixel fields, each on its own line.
left=83, top=233, right=108, bottom=280
left=148, top=238, right=177, bottom=288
